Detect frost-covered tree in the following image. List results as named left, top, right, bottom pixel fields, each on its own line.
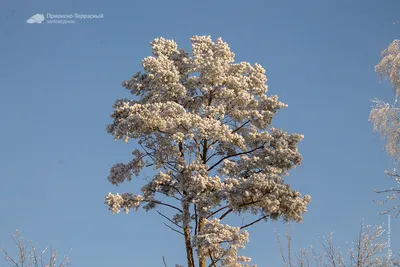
left=104, top=35, right=311, bottom=267
left=370, top=40, right=400, bottom=218
left=0, top=230, right=71, bottom=267
left=277, top=223, right=400, bottom=267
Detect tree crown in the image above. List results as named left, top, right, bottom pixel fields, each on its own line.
left=105, top=35, right=311, bottom=267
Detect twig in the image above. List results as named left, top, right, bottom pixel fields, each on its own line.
left=164, top=223, right=184, bottom=236
left=240, top=216, right=267, bottom=229
left=157, top=211, right=183, bottom=229
left=162, top=256, right=168, bottom=267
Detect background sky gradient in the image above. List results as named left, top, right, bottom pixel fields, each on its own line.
left=1, top=0, right=400, bottom=266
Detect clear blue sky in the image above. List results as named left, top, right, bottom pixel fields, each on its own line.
left=1, top=0, right=400, bottom=266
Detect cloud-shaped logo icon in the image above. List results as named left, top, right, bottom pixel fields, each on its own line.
left=27, top=14, right=45, bottom=24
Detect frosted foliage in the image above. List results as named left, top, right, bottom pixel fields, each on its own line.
left=105, top=36, right=310, bottom=266
left=370, top=40, right=400, bottom=219
left=193, top=219, right=255, bottom=267
left=375, top=40, right=400, bottom=100
left=369, top=99, right=400, bottom=160
left=105, top=192, right=143, bottom=214
left=223, top=173, right=311, bottom=222
left=142, top=170, right=177, bottom=199
left=108, top=149, right=145, bottom=185
left=371, top=40, right=400, bottom=160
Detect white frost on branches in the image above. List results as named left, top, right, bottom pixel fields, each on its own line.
left=370, top=99, right=400, bottom=161
left=277, top=223, right=400, bottom=267
left=370, top=40, right=400, bottom=218
left=105, top=36, right=311, bottom=266
left=105, top=192, right=144, bottom=214
left=0, top=230, right=71, bottom=267
left=375, top=40, right=400, bottom=101
left=107, top=149, right=146, bottom=185
left=223, top=173, right=311, bottom=222
left=193, top=219, right=254, bottom=267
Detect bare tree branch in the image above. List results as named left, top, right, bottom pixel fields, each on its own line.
left=164, top=223, right=184, bottom=236
left=157, top=211, right=183, bottom=229
left=240, top=216, right=267, bottom=229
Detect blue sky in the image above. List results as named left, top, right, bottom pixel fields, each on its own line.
left=1, top=0, right=400, bottom=266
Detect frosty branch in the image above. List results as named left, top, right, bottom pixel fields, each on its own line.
left=277, top=223, right=400, bottom=266
left=370, top=40, right=400, bottom=218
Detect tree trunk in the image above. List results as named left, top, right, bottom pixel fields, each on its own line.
left=179, top=141, right=195, bottom=267
left=183, top=202, right=195, bottom=267
left=198, top=218, right=206, bottom=267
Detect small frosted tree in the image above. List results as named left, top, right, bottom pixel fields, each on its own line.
left=104, top=35, right=311, bottom=267
left=0, top=230, right=70, bottom=267
left=370, top=40, right=400, bottom=218
left=277, top=223, right=400, bottom=267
